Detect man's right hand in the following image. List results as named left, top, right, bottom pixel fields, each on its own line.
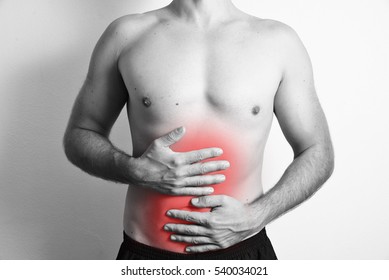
left=130, top=126, right=230, bottom=196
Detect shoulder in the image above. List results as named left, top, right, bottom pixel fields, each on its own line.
left=247, top=17, right=303, bottom=45
left=103, top=13, right=158, bottom=41
left=267, top=20, right=305, bottom=51
left=249, top=17, right=310, bottom=65
left=97, top=12, right=160, bottom=52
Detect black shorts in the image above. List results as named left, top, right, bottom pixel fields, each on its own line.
left=116, top=228, right=277, bottom=260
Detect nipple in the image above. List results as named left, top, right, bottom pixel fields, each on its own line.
left=252, top=105, right=260, bottom=115
left=142, top=97, right=152, bottom=107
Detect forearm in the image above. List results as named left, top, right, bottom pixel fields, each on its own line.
left=63, top=127, right=135, bottom=184
left=248, top=143, right=334, bottom=231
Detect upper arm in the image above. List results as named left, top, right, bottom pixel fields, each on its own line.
left=66, top=19, right=128, bottom=137
left=274, top=24, right=332, bottom=156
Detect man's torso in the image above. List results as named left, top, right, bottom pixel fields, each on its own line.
left=114, top=9, right=284, bottom=253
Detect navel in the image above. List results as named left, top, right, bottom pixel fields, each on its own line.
left=142, top=97, right=152, bottom=107
left=252, top=105, right=260, bottom=115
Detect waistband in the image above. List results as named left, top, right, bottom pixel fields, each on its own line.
left=122, top=228, right=269, bottom=260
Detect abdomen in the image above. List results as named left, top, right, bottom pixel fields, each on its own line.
left=124, top=123, right=263, bottom=253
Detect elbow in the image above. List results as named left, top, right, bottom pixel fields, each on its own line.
left=321, top=141, right=335, bottom=182
left=325, top=152, right=335, bottom=180
left=62, top=128, right=77, bottom=165
left=63, top=130, right=72, bottom=163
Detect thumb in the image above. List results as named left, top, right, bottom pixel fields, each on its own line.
left=155, top=126, right=185, bottom=147
left=191, top=195, right=229, bottom=208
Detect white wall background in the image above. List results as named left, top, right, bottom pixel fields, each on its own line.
left=1, top=0, right=388, bottom=259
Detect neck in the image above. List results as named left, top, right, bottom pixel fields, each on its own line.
left=168, top=0, right=238, bottom=25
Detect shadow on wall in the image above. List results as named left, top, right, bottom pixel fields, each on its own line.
left=0, top=0, right=159, bottom=259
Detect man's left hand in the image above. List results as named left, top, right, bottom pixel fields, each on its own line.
left=164, top=195, right=258, bottom=253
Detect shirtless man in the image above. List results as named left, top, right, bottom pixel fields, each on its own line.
left=63, top=0, right=334, bottom=260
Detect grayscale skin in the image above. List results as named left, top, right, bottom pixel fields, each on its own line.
left=64, top=0, right=334, bottom=253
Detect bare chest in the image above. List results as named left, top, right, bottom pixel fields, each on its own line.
left=119, top=24, right=281, bottom=126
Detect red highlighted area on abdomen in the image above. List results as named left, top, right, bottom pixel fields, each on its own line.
left=141, top=125, right=247, bottom=253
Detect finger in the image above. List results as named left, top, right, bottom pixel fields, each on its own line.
left=154, top=126, right=185, bottom=147
left=170, top=234, right=213, bottom=245
left=164, top=224, right=210, bottom=236
left=180, top=174, right=226, bottom=187
left=177, top=160, right=230, bottom=177
left=167, top=186, right=214, bottom=196
left=191, top=195, right=230, bottom=208
left=180, top=147, right=223, bottom=164
left=185, top=244, right=221, bottom=253
left=167, top=210, right=210, bottom=225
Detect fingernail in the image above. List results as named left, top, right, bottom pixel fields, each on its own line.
left=171, top=235, right=176, bottom=241
left=216, top=148, right=223, bottom=155
left=192, top=198, right=199, bottom=204
left=218, top=175, right=226, bottom=181
left=177, top=126, right=184, bottom=133
left=223, top=162, right=230, bottom=168
left=166, top=211, right=172, bottom=217
left=206, top=187, right=214, bottom=194
left=186, top=248, right=191, bottom=252
left=164, top=225, right=170, bottom=231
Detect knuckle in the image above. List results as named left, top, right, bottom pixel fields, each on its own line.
left=193, top=151, right=204, bottom=162
left=168, top=188, right=176, bottom=195
left=166, top=132, right=177, bottom=143
left=204, top=245, right=213, bottom=252
left=169, top=187, right=180, bottom=195
left=171, top=157, right=180, bottom=166
left=184, top=214, right=192, bottom=222
left=219, top=241, right=229, bottom=249
left=199, top=219, right=208, bottom=227
left=202, top=196, right=211, bottom=205
left=173, top=169, right=183, bottom=178
left=184, top=188, right=197, bottom=196
left=172, top=180, right=183, bottom=188
left=188, top=189, right=200, bottom=196
left=176, top=236, right=183, bottom=242
left=161, top=172, right=173, bottom=182
left=195, top=178, right=204, bottom=186
left=167, top=225, right=175, bottom=232
left=193, top=238, right=201, bottom=245
left=207, top=216, right=216, bottom=227
left=201, top=215, right=211, bottom=226
left=199, top=163, right=208, bottom=174
left=210, top=177, right=219, bottom=185
left=151, top=139, right=161, bottom=148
